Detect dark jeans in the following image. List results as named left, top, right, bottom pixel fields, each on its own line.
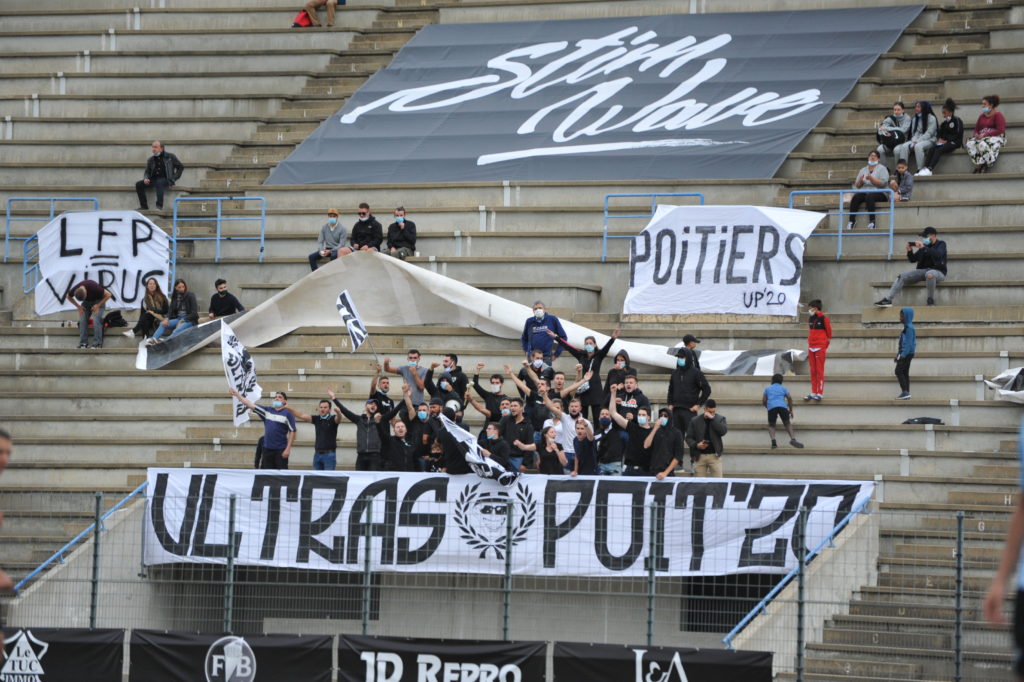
left=923, top=142, right=958, bottom=171
left=895, top=355, right=914, bottom=392
left=849, top=191, right=888, bottom=225
left=260, top=447, right=289, bottom=469
left=309, top=249, right=338, bottom=271
left=135, top=177, right=171, bottom=209
left=356, top=452, right=381, bottom=471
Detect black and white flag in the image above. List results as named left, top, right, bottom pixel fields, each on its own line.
left=440, top=414, right=518, bottom=487
left=336, top=289, right=368, bottom=353
left=221, top=321, right=262, bottom=426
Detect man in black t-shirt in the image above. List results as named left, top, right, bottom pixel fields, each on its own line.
left=70, top=279, right=112, bottom=349
left=285, top=398, right=341, bottom=470
left=207, top=278, right=245, bottom=320
left=498, top=398, right=535, bottom=472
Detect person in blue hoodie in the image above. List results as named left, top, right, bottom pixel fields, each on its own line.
left=521, top=301, right=567, bottom=364
left=895, top=307, right=916, bottom=400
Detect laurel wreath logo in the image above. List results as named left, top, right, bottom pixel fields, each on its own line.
left=453, top=482, right=537, bottom=560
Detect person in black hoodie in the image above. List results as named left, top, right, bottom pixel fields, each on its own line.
left=424, top=362, right=465, bottom=411
left=385, top=206, right=417, bottom=259
left=874, top=226, right=947, bottom=307
left=604, top=349, right=637, bottom=402
left=918, top=98, right=964, bottom=176
left=550, top=328, right=620, bottom=423
left=614, top=375, right=651, bottom=420
left=330, top=389, right=401, bottom=471
left=667, top=347, right=712, bottom=439
left=148, top=278, right=198, bottom=343
left=471, top=363, right=510, bottom=418
left=349, top=202, right=383, bottom=252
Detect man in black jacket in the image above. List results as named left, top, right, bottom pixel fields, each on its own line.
left=349, top=202, right=383, bottom=252
left=135, top=140, right=184, bottom=210
left=386, top=206, right=417, bottom=259
left=667, top=347, right=711, bottom=445
left=685, top=400, right=728, bottom=478
left=874, top=226, right=947, bottom=307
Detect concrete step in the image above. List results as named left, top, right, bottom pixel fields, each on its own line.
left=0, top=369, right=352, bottom=393
left=802, top=657, right=924, bottom=681
left=3, top=117, right=263, bottom=140
left=0, top=140, right=241, bottom=163
left=866, top=280, right=1024, bottom=307
left=0, top=161, right=216, bottom=186
left=0, top=9, right=382, bottom=32
left=0, top=510, right=92, bottom=537
left=802, top=641, right=1011, bottom=682
left=0, top=50, right=344, bottom=75
left=0, top=72, right=322, bottom=97
left=0, top=28, right=360, bottom=52
left=0, top=94, right=290, bottom=118
left=860, top=304, right=1024, bottom=324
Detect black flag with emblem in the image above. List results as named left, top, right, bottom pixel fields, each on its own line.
left=336, top=289, right=369, bottom=353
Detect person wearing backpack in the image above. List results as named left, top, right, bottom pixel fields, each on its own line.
left=876, top=101, right=911, bottom=169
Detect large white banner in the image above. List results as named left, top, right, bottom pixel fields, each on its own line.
left=221, top=321, right=262, bottom=427
left=623, top=205, right=822, bottom=317
left=144, top=469, right=873, bottom=577
left=34, top=211, right=170, bottom=316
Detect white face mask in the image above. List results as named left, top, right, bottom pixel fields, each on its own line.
left=533, top=309, right=544, bottom=320
left=490, top=384, right=501, bottom=394
left=532, top=359, right=543, bottom=368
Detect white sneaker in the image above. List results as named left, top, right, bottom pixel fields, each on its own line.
left=868, top=221, right=876, bottom=230
left=917, top=168, right=932, bottom=176
left=122, top=330, right=135, bottom=338
left=846, top=221, right=855, bottom=231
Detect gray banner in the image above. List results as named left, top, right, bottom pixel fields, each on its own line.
left=266, top=6, right=922, bottom=185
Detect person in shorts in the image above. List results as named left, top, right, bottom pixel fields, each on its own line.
left=762, top=374, right=804, bottom=450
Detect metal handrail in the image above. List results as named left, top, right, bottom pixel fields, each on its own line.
left=789, top=188, right=896, bottom=261
left=171, top=196, right=266, bottom=281
left=601, top=192, right=705, bottom=262
left=721, top=495, right=873, bottom=650
left=5, top=196, right=99, bottom=262
left=22, top=234, right=39, bottom=294
left=13, top=481, right=149, bottom=594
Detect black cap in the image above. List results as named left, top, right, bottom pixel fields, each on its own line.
left=682, top=334, right=700, bottom=345
left=919, top=226, right=937, bottom=237
left=429, top=397, right=444, bottom=406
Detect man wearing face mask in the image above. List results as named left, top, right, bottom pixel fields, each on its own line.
left=521, top=301, right=567, bottom=365
left=607, top=388, right=654, bottom=477
left=667, top=347, right=711, bottom=458
left=594, top=407, right=625, bottom=475
left=283, top=397, right=342, bottom=470
left=436, top=353, right=468, bottom=397
left=308, top=207, right=349, bottom=270
left=644, top=408, right=684, bottom=480
left=330, top=389, right=402, bottom=471
left=348, top=202, right=383, bottom=252
left=549, top=328, right=621, bottom=423
left=874, top=226, right=947, bottom=307
left=384, top=349, right=428, bottom=406
left=472, top=363, right=509, bottom=418
left=207, top=278, right=245, bottom=320
left=425, top=360, right=465, bottom=411
left=685, top=399, right=728, bottom=478
left=401, top=390, right=434, bottom=472
left=230, top=388, right=297, bottom=469
left=386, top=206, right=417, bottom=259
left=516, top=350, right=555, bottom=397
left=499, top=398, right=535, bottom=473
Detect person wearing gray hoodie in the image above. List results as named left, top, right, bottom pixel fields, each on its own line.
left=308, top=207, right=349, bottom=271
left=876, top=101, right=912, bottom=169
left=895, top=100, right=939, bottom=170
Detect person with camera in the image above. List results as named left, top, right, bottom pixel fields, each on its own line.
left=846, top=151, right=890, bottom=231
left=874, top=226, right=947, bottom=307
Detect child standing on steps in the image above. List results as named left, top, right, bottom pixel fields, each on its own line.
left=804, top=299, right=832, bottom=402
left=763, top=374, right=804, bottom=450
left=894, top=307, right=916, bottom=400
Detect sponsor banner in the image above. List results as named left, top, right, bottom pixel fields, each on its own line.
left=338, top=635, right=545, bottom=682
left=128, top=630, right=331, bottom=682
left=624, top=205, right=821, bottom=317
left=144, top=468, right=873, bottom=577
left=1, top=628, right=123, bottom=682
left=553, top=641, right=771, bottom=682
left=266, top=6, right=922, bottom=185
left=221, top=321, right=263, bottom=427
left=34, top=211, right=170, bottom=316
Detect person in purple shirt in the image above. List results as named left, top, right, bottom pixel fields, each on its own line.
left=521, top=301, right=567, bottom=364
left=70, top=279, right=112, bottom=349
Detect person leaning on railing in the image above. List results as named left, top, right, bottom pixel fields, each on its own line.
left=846, top=150, right=889, bottom=231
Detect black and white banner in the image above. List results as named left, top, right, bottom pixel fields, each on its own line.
left=623, top=205, right=821, bottom=317
left=336, top=289, right=369, bottom=352
left=221, top=321, right=262, bottom=427
left=34, top=211, right=170, bottom=316
left=129, top=630, right=332, bottom=682
left=339, top=635, right=545, bottom=682
left=554, top=641, right=771, bottom=682
left=266, top=6, right=921, bottom=185
left=144, top=469, right=873, bottom=577
left=1, top=628, right=123, bottom=682
left=440, top=414, right=519, bottom=487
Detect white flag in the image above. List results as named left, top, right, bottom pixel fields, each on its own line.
left=336, top=289, right=369, bottom=353
left=440, top=414, right=518, bottom=487
left=221, top=321, right=262, bottom=426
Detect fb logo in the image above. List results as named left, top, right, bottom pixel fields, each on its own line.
left=205, top=636, right=256, bottom=682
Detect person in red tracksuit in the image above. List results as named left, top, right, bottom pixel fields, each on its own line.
left=803, top=299, right=832, bottom=402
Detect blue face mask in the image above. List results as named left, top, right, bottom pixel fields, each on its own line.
left=272, top=400, right=283, bottom=409
left=981, top=107, right=991, bottom=114
left=584, top=344, right=595, bottom=353
left=440, top=381, right=450, bottom=391
left=868, top=160, right=878, bottom=167
left=417, top=410, right=428, bottom=421
left=921, top=236, right=931, bottom=245
left=396, top=216, right=405, bottom=223
left=327, top=217, right=337, bottom=226
left=659, top=417, right=669, bottom=427
left=677, top=358, right=686, bottom=367
left=637, top=416, right=648, bottom=426
left=501, top=408, right=510, bottom=416
left=487, top=433, right=496, bottom=440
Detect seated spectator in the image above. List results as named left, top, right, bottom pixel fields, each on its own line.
left=965, top=95, right=1007, bottom=173
left=615, top=375, right=651, bottom=420
left=876, top=101, right=911, bottom=169
left=284, top=397, right=342, bottom=470
left=386, top=206, right=416, bottom=260
left=521, top=301, right=566, bottom=364
left=135, top=140, right=183, bottom=211
left=874, top=226, right=947, bottom=307
left=349, top=202, right=383, bottom=252
left=888, top=160, right=914, bottom=202
left=123, top=276, right=168, bottom=339
left=302, top=0, right=339, bottom=27
left=918, top=98, right=963, bottom=176
left=847, top=151, right=889, bottom=231
left=308, top=207, right=349, bottom=271
left=537, top=426, right=567, bottom=475
left=148, top=278, right=198, bottom=344
left=895, top=100, right=937, bottom=171
left=571, top=419, right=597, bottom=477
left=208, top=278, right=245, bottom=319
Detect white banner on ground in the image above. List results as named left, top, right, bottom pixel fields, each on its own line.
left=336, top=289, right=369, bottom=353
left=623, top=205, right=822, bottom=317
left=440, top=414, right=518, bottom=487
left=144, top=468, right=873, bottom=577
left=221, top=322, right=262, bottom=426
left=34, top=211, right=170, bottom=316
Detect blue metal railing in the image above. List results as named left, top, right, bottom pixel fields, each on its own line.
left=721, top=495, right=873, bottom=650
left=601, top=192, right=705, bottom=262
left=171, top=196, right=266, bottom=281
left=789, top=189, right=896, bottom=261
left=13, top=481, right=149, bottom=595
left=5, top=197, right=99, bottom=262
left=22, top=233, right=40, bottom=294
